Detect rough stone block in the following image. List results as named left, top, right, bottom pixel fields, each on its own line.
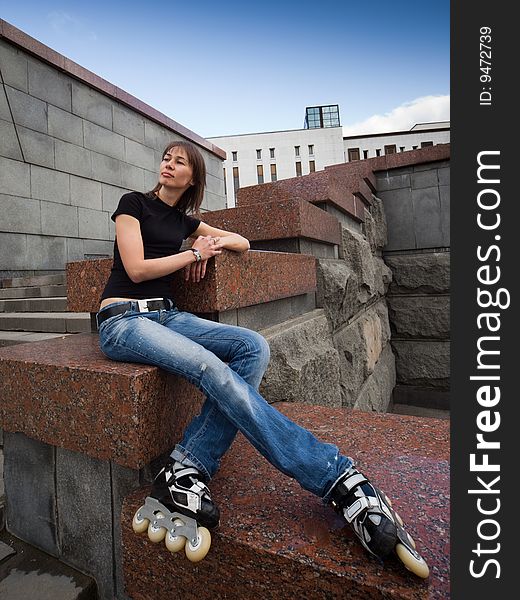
left=41, top=201, right=78, bottom=237
left=201, top=189, right=226, bottom=212
left=341, top=226, right=379, bottom=302
left=316, top=258, right=359, bottom=329
left=260, top=310, right=342, bottom=407
left=392, top=340, right=450, bottom=388
left=378, top=187, right=416, bottom=251
left=78, top=207, right=109, bottom=240
left=70, top=175, right=103, bottom=210
left=27, top=57, right=72, bottom=111
left=354, top=343, right=396, bottom=412
left=384, top=252, right=450, bottom=294
left=55, top=139, right=93, bottom=179
left=3, top=432, right=58, bottom=556
left=5, top=85, right=47, bottom=133
left=365, top=195, right=387, bottom=251
left=113, top=105, right=145, bottom=144
left=84, top=120, right=125, bottom=161
left=71, top=81, right=113, bottom=129
left=0, top=119, right=22, bottom=160
left=30, top=165, right=70, bottom=204
left=56, top=447, right=114, bottom=599
left=124, top=138, right=155, bottom=171
left=0, top=193, right=41, bottom=235
left=91, top=151, right=122, bottom=187
left=412, top=187, right=443, bottom=248
left=0, top=156, right=30, bottom=197
left=122, top=403, right=450, bottom=600
left=375, top=172, right=411, bottom=192
left=0, top=85, right=11, bottom=120
left=387, top=295, right=450, bottom=339
left=102, top=183, right=127, bottom=214
left=17, top=126, right=55, bottom=168
left=143, top=168, right=158, bottom=192
left=438, top=167, right=450, bottom=186
left=83, top=239, right=113, bottom=258
left=47, top=104, right=83, bottom=145
left=333, top=300, right=392, bottom=407
left=0, top=39, right=28, bottom=91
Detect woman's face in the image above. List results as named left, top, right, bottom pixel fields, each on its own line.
left=158, top=146, right=194, bottom=192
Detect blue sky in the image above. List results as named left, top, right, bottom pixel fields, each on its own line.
left=0, top=1, right=450, bottom=138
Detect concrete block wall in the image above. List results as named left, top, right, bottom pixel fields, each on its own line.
left=376, top=160, right=450, bottom=409
left=0, top=30, right=226, bottom=279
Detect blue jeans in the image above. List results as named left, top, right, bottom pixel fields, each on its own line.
left=97, top=301, right=352, bottom=499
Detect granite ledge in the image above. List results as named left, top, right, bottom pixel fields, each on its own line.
left=122, top=403, right=450, bottom=599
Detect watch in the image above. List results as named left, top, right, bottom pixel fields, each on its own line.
left=191, top=248, right=202, bottom=262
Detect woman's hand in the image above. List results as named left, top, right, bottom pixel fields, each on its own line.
left=184, top=236, right=223, bottom=282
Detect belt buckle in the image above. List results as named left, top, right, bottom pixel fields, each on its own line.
left=137, top=297, right=163, bottom=313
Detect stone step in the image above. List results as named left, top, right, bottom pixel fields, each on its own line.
left=0, top=285, right=67, bottom=300
left=0, top=313, right=91, bottom=333
left=0, top=331, right=73, bottom=348
left=0, top=297, right=68, bottom=313
left=0, top=530, right=97, bottom=599
left=0, top=273, right=66, bottom=289
left=122, top=403, right=450, bottom=599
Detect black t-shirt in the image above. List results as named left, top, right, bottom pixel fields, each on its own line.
left=100, top=192, right=201, bottom=301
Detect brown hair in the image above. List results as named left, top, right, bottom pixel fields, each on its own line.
left=147, top=140, right=206, bottom=214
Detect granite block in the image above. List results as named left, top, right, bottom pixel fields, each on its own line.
left=0, top=333, right=204, bottom=468
left=121, top=403, right=449, bottom=599
left=3, top=432, right=58, bottom=556
left=66, top=251, right=317, bottom=314
left=201, top=198, right=341, bottom=247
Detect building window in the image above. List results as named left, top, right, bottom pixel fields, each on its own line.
left=308, top=144, right=314, bottom=155
left=270, top=163, right=277, bottom=182
left=270, top=148, right=275, bottom=159
left=412, top=145, right=418, bottom=150
left=309, top=160, right=315, bottom=173
left=232, top=151, right=238, bottom=162
left=421, top=141, right=434, bottom=147
left=295, top=146, right=300, bottom=157
left=400, top=147, right=405, bottom=152
left=384, top=144, right=397, bottom=155
left=295, top=162, right=302, bottom=176
left=348, top=148, right=360, bottom=161
left=375, top=149, right=381, bottom=157
left=304, top=104, right=340, bottom=129
left=363, top=150, right=369, bottom=159
left=257, top=164, right=264, bottom=184
left=223, top=168, right=227, bottom=196
left=233, top=166, right=240, bottom=193
left=256, top=149, right=262, bottom=159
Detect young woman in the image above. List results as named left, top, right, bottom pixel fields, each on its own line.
left=96, top=141, right=428, bottom=576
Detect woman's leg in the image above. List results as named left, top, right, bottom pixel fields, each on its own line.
left=98, top=308, right=352, bottom=498
left=161, top=309, right=270, bottom=478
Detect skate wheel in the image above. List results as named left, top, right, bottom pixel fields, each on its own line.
left=132, top=508, right=149, bottom=534
left=148, top=512, right=167, bottom=543
left=165, top=519, right=187, bottom=553
left=185, top=527, right=211, bottom=562
left=396, top=543, right=429, bottom=579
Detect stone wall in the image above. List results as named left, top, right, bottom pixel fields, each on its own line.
left=0, top=25, right=226, bottom=279
left=376, top=161, right=450, bottom=409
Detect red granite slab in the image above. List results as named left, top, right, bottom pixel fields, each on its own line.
left=0, top=333, right=204, bottom=469
left=121, top=403, right=449, bottom=599
left=236, top=145, right=451, bottom=224
left=67, top=251, right=317, bottom=314
left=201, top=198, right=341, bottom=246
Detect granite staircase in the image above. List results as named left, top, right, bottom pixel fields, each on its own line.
left=0, top=273, right=90, bottom=347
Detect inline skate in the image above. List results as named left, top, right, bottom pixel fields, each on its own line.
left=132, top=459, right=220, bottom=562
left=330, top=467, right=429, bottom=578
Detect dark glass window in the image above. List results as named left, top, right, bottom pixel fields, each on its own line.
left=232, top=151, right=238, bottom=162
left=295, top=162, right=302, bottom=176
left=269, top=148, right=275, bottom=158
left=295, top=146, right=300, bottom=157
left=270, top=163, right=277, bottom=182
left=223, top=168, right=226, bottom=196
left=363, top=150, right=369, bottom=159
left=233, top=166, right=240, bottom=193
left=348, top=148, right=360, bottom=161
left=376, top=149, right=381, bottom=157
left=256, top=149, right=262, bottom=159
left=421, top=141, right=434, bottom=147
left=257, top=164, right=264, bottom=184
left=308, top=144, right=314, bottom=155
left=309, top=160, right=315, bottom=173
left=384, top=144, right=397, bottom=154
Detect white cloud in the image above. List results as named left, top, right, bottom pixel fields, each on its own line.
left=342, top=95, right=450, bottom=137
left=47, top=10, right=97, bottom=41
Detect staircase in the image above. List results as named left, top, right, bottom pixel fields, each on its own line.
left=0, top=273, right=91, bottom=347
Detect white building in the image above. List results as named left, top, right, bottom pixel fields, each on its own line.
left=208, top=106, right=450, bottom=207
